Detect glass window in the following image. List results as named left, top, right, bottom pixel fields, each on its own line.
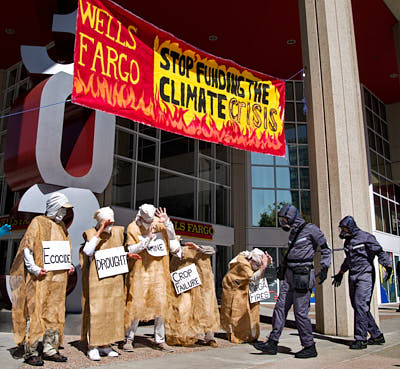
left=297, top=124, right=307, bottom=144
left=8, top=68, right=18, bottom=86
left=381, top=199, right=390, bottom=233
left=275, top=145, right=290, bottom=166
left=116, top=129, right=134, bottom=158
left=298, top=146, right=308, bottom=166
left=112, top=159, right=133, bottom=208
left=288, top=145, right=298, bottom=166
left=296, top=103, right=307, bottom=122
left=159, top=171, right=195, bottom=219
left=300, top=168, right=310, bottom=189
left=301, top=191, right=311, bottom=222
left=276, top=190, right=297, bottom=209
left=381, top=122, right=388, bottom=140
left=368, top=129, right=376, bottom=150
left=137, top=136, right=156, bottom=164
left=285, top=81, right=294, bottom=100
left=160, top=131, right=194, bottom=175
left=383, top=141, right=390, bottom=161
left=295, top=81, right=303, bottom=100
left=216, top=144, right=230, bottom=162
left=369, top=151, right=378, bottom=173
left=138, top=123, right=157, bottom=137
left=379, top=101, right=386, bottom=121
left=117, top=117, right=136, bottom=130
left=373, top=115, right=381, bottom=135
left=136, top=165, right=155, bottom=207
left=285, top=102, right=295, bottom=121
left=252, top=189, right=275, bottom=226
left=199, top=141, right=212, bottom=157
left=385, top=160, right=392, bottom=180
left=364, top=89, right=371, bottom=108
left=199, top=157, right=213, bottom=181
left=0, top=240, right=8, bottom=274
left=251, top=152, right=274, bottom=165
left=285, top=123, right=296, bottom=143
left=216, top=186, right=230, bottom=226
left=366, top=109, right=373, bottom=128
left=376, top=136, right=383, bottom=155
left=275, top=167, right=291, bottom=189
left=198, top=181, right=213, bottom=222
left=252, top=166, right=274, bottom=188
left=216, top=162, right=229, bottom=186
left=389, top=202, right=397, bottom=235
left=372, top=96, right=379, bottom=114
left=215, top=245, right=232, bottom=301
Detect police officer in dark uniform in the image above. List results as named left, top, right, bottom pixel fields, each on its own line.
left=332, top=216, right=392, bottom=349
left=254, top=204, right=331, bottom=358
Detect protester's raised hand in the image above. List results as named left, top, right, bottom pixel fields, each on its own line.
left=0, top=224, right=11, bottom=237
left=264, top=252, right=273, bottom=266
left=39, top=268, right=47, bottom=277
left=155, top=207, right=168, bottom=223
left=68, top=265, right=75, bottom=275
left=186, top=242, right=199, bottom=251
left=128, top=253, right=142, bottom=260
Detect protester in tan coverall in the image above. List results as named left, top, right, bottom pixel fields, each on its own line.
left=10, top=192, right=75, bottom=366
left=80, top=207, right=140, bottom=361
left=220, top=249, right=272, bottom=343
left=166, top=241, right=220, bottom=347
left=121, top=204, right=182, bottom=353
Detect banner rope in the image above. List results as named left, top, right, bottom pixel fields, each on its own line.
left=0, top=68, right=305, bottom=121
left=0, top=98, right=75, bottom=120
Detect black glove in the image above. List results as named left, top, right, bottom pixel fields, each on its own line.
left=316, top=266, right=328, bottom=284
left=331, top=272, right=343, bottom=287
left=384, top=266, right=393, bottom=282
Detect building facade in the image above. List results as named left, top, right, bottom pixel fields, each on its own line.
left=0, top=0, right=399, bottom=337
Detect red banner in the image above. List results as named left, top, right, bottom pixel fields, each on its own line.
left=73, top=0, right=286, bottom=155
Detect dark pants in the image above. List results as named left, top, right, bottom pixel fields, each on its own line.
left=269, top=269, right=314, bottom=347
left=349, top=271, right=381, bottom=341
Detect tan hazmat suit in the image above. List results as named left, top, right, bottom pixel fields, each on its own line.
left=10, top=215, right=71, bottom=347
left=220, top=254, right=260, bottom=343
left=124, top=218, right=172, bottom=326
left=166, top=246, right=220, bottom=346
left=80, top=226, right=125, bottom=347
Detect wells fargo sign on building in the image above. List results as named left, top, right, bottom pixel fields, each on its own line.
left=171, top=218, right=214, bottom=240
left=73, top=0, right=286, bottom=155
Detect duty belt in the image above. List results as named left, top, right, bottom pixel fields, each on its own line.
left=286, top=257, right=314, bottom=263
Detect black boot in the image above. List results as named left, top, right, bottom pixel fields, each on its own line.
left=294, top=343, right=318, bottom=358
left=367, top=334, right=385, bottom=345
left=253, top=339, right=278, bottom=355
left=349, top=340, right=367, bottom=349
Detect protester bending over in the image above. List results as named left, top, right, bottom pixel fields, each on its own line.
left=220, top=248, right=272, bottom=343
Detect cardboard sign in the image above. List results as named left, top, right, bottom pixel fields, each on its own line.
left=249, top=277, right=270, bottom=303
left=171, top=263, right=202, bottom=294
left=95, top=246, right=129, bottom=279
left=42, top=241, right=71, bottom=271
left=146, top=233, right=167, bottom=257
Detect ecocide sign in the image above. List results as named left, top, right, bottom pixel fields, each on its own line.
left=171, top=263, right=201, bottom=294
left=42, top=241, right=72, bottom=271
left=249, top=277, right=270, bottom=303
left=95, top=246, right=129, bottom=279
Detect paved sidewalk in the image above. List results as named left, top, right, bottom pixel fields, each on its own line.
left=1, top=306, right=399, bottom=369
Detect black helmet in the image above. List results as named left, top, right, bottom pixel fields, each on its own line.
left=338, top=215, right=358, bottom=239
left=278, top=204, right=299, bottom=232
